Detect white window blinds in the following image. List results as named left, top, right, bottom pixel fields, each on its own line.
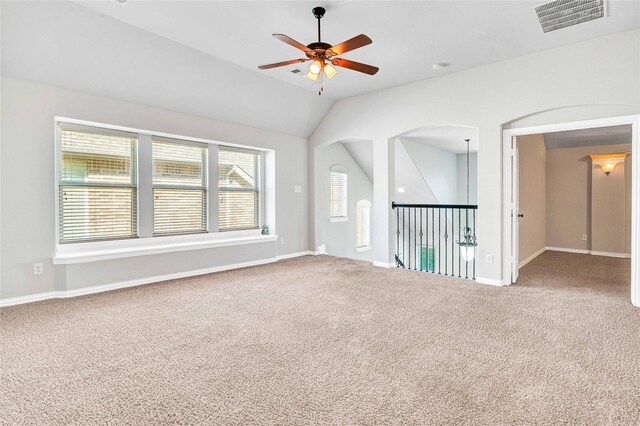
left=356, top=200, right=371, bottom=249
left=152, top=138, right=208, bottom=235
left=330, top=165, right=348, bottom=218
left=218, top=147, right=261, bottom=231
left=58, top=128, right=137, bottom=243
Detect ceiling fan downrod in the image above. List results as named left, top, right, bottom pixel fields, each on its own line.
left=312, top=7, right=325, bottom=42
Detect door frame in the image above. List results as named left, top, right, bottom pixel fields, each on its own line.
left=502, top=114, right=640, bottom=307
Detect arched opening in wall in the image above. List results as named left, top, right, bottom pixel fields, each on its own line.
left=503, top=114, right=640, bottom=308
left=315, top=139, right=373, bottom=261
left=392, top=125, right=479, bottom=279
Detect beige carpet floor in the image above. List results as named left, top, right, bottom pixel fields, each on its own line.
left=1, top=252, right=639, bottom=425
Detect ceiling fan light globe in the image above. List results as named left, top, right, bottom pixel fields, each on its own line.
left=323, top=63, right=337, bottom=79
left=309, top=60, right=323, bottom=75
left=306, top=70, right=319, bottom=81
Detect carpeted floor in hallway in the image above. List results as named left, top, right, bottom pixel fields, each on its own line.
left=1, top=252, right=639, bottom=424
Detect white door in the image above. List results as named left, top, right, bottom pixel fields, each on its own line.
left=511, top=140, right=520, bottom=283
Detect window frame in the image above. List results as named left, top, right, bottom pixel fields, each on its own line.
left=151, top=136, right=209, bottom=236
left=329, top=164, right=348, bottom=222
left=217, top=146, right=263, bottom=232
left=54, top=117, right=271, bottom=260
left=56, top=123, right=140, bottom=244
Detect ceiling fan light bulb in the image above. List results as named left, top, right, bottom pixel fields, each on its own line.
left=309, top=60, right=323, bottom=75
left=306, top=70, right=319, bottom=81
left=323, top=63, right=337, bottom=79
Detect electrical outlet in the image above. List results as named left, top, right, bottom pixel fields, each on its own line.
left=294, top=185, right=302, bottom=193
left=279, top=236, right=285, bottom=245
left=582, top=234, right=587, bottom=241
left=485, top=254, right=493, bottom=264
left=33, top=262, right=44, bottom=275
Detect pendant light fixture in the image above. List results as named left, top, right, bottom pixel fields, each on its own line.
left=457, top=138, right=477, bottom=262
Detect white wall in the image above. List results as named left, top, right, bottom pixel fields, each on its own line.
left=401, top=139, right=459, bottom=204
left=317, top=143, right=373, bottom=261
left=309, top=29, right=640, bottom=282
left=1, top=77, right=310, bottom=299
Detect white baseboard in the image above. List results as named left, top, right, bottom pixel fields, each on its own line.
left=476, top=276, right=504, bottom=286
left=590, top=251, right=630, bottom=258
left=518, top=247, right=546, bottom=269
left=1, top=252, right=321, bottom=308
left=546, top=246, right=630, bottom=258
left=373, top=261, right=395, bottom=268
left=546, top=246, right=590, bottom=255
left=276, top=250, right=315, bottom=261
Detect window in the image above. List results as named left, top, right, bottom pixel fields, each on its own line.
left=152, top=138, right=208, bottom=235
left=330, top=165, right=348, bottom=220
left=356, top=200, right=371, bottom=251
left=218, top=147, right=261, bottom=231
left=58, top=126, right=137, bottom=243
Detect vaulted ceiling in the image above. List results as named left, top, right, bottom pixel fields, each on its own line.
left=2, top=1, right=639, bottom=138
left=75, top=0, right=640, bottom=99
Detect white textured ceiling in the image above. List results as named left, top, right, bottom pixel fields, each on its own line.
left=544, top=124, right=632, bottom=149
left=75, top=0, right=640, bottom=100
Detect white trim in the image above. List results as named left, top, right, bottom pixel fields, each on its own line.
left=373, top=261, right=394, bottom=268
left=590, top=251, right=631, bottom=258
left=545, top=246, right=590, bottom=255
left=518, top=247, right=546, bottom=268
left=55, top=117, right=270, bottom=152
left=356, top=246, right=372, bottom=253
left=545, top=246, right=630, bottom=258
left=329, top=217, right=348, bottom=222
left=275, top=250, right=315, bottom=261
left=476, top=276, right=504, bottom=286
left=502, top=114, right=640, bottom=307
left=54, top=234, right=278, bottom=264
left=1, top=257, right=280, bottom=308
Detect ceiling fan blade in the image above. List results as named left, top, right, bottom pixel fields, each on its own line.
left=326, top=34, right=372, bottom=56
left=258, top=59, right=309, bottom=70
left=273, top=34, right=311, bottom=53
left=331, top=58, right=379, bottom=75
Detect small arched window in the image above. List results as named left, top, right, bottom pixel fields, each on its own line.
left=356, top=200, right=371, bottom=251
left=330, top=165, right=348, bottom=220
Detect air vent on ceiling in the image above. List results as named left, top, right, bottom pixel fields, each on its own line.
left=535, top=0, right=607, bottom=33
left=290, top=68, right=306, bottom=77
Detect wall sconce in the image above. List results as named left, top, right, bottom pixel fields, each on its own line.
left=589, top=153, right=629, bottom=176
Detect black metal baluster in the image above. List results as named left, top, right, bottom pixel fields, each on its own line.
left=451, top=208, right=454, bottom=277
left=419, top=208, right=423, bottom=271
left=458, top=208, right=461, bottom=278
left=465, top=209, right=469, bottom=279
left=396, top=206, right=400, bottom=268
left=444, top=208, right=448, bottom=276
left=413, top=208, right=418, bottom=271
left=402, top=207, right=405, bottom=268
left=431, top=208, right=435, bottom=274
left=473, top=209, right=476, bottom=280
left=408, top=208, right=411, bottom=270
left=438, top=209, right=441, bottom=274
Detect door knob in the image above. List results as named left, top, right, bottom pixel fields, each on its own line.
left=517, top=213, right=524, bottom=218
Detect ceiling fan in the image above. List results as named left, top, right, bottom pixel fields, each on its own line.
left=258, top=6, right=379, bottom=95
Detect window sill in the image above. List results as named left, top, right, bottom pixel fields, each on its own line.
left=356, top=246, right=372, bottom=253
left=329, top=217, right=348, bottom=223
left=54, top=231, right=278, bottom=264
